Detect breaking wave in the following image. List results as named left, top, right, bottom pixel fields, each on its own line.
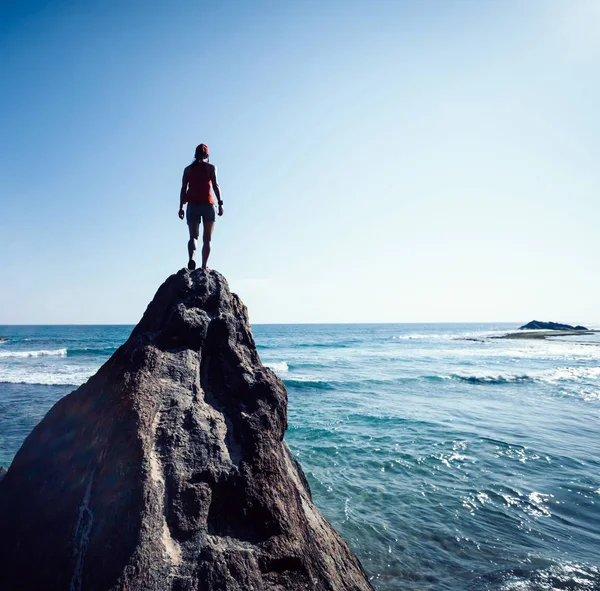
left=0, top=370, right=91, bottom=386
left=66, top=346, right=117, bottom=356
left=264, top=361, right=289, bottom=373
left=446, top=367, right=600, bottom=386
left=0, top=348, right=67, bottom=358
left=277, top=367, right=600, bottom=393
left=449, top=374, right=535, bottom=385
left=0, top=346, right=117, bottom=359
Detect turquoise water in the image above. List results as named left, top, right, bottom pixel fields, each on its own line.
left=1, top=323, right=599, bottom=590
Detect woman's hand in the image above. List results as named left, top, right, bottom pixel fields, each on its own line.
left=218, top=204, right=224, bottom=217
left=178, top=208, right=185, bottom=220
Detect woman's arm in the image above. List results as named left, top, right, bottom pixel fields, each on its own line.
left=211, top=165, right=224, bottom=216
left=178, top=168, right=188, bottom=219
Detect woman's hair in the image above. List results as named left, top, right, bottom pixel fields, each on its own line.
left=192, top=143, right=210, bottom=165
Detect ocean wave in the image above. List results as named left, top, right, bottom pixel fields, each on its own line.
left=0, top=346, right=117, bottom=359
left=263, top=360, right=337, bottom=373
left=283, top=379, right=338, bottom=391
left=441, top=367, right=600, bottom=386
left=66, top=346, right=117, bottom=356
left=2, top=360, right=595, bottom=393
left=0, top=379, right=78, bottom=387
left=275, top=368, right=600, bottom=392
left=0, top=364, right=95, bottom=385
left=259, top=341, right=356, bottom=350
left=283, top=375, right=412, bottom=391
left=448, top=374, right=535, bottom=385
left=264, top=361, right=289, bottom=373
left=286, top=373, right=533, bottom=391
left=292, top=342, right=355, bottom=349
left=0, top=372, right=88, bottom=386
left=392, top=333, right=454, bottom=341
left=391, top=330, right=503, bottom=341
left=541, top=366, right=600, bottom=383
left=0, top=348, right=67, bottom=358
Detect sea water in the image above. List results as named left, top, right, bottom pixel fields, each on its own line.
left=0, top=323, right=599, bottom=590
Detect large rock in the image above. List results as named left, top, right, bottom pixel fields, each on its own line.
left=0, top=269, right=373, bottom=591
left=519, top=320, right=588, bottom=331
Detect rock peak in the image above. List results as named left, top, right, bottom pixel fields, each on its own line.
left=0, top=269, right=373, bottom=591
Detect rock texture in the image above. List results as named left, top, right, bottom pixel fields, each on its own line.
left=519, top=320, right=588, bottom=331
left=0, top=269, right=373, bottom=591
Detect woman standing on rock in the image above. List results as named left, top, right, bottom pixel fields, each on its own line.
left=178, top=143, right=223, bottom=270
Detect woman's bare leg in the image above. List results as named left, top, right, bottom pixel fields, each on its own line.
left=201, top=221, right=215, bottom=270
left=188, top=218, right=200, bottom=269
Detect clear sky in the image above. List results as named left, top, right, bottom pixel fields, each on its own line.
left=1, top=0, right=598, bottom=324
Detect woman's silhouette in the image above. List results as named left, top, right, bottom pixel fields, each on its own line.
left=178, top=144, right=223, bottom=270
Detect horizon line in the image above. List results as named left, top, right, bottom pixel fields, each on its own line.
left=0, top=321, right=583, bottom=327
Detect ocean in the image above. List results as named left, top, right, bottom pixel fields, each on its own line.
left=0, top=323, right=599, bottom=590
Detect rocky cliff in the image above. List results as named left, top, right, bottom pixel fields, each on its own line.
left=0, top=269, right=373, bottom=591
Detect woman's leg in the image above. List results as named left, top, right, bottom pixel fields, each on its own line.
left=201, top=221, right=215, bottom=270
left=187, top=216, right=200, bottom=270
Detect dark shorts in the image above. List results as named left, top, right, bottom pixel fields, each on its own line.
left=186, top=202, right=217, bottom=225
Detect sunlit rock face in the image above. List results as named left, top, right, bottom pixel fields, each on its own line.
left=0, top=269, right=374, bottom=591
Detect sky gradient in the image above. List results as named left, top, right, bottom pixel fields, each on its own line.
left=1, top=0, right=599, bottom=324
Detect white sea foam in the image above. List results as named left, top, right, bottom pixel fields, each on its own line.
left=264, top=361, right=289, bottom=373
left=0, top=348, right=68, bottom=358
left=392, top=333, right=449, bottom=340
left=540, top=366, right=600, bottom=383
left=528, top=491, right=550, bottom=505
left=391, top=330, right=522, bottom=342
left=444, top=365, right=600, bottom=387
left=439, top=451, right=467, bottom=468
left=0, top=365, right=93, bottom=386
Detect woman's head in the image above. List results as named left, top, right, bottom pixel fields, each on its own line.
left=194, top=144, right=209, bottom=162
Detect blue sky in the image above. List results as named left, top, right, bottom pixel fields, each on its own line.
left=1, top=0, right=598, bottom=324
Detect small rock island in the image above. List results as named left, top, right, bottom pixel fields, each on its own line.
left=519, top=320, right=589, bottom=331
left=495, top=320, right=596, bottom=340
left=0, top=270, right=374, bottom=591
